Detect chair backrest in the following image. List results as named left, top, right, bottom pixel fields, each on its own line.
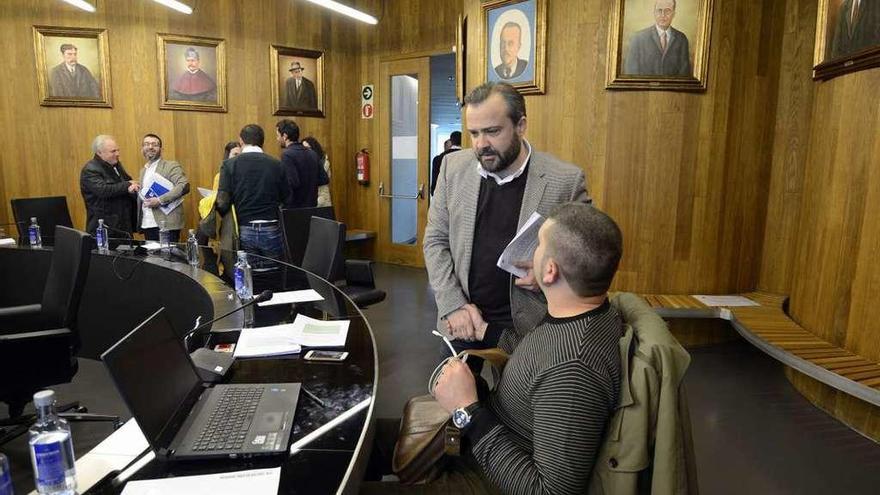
left=301, top=216, right=345, bottom=283
left=280, top=206, right=335, bottom=266
left=41, top=225, right=92, bottom=329
left=11, top=196, right=73, bottom=246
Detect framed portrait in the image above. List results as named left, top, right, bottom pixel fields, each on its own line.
left=270, top=45, right=325, bottom=118
left=157, top=33, right=226, bottom=112
left=606, top=0, right=714, bottom=91
left=813, top=0, right=880, bottom=80
left=482, top=0, right=547, bottom=95
left=456, top=14, right=468, bottom=103
left=33, top=26, right=112, bottom=108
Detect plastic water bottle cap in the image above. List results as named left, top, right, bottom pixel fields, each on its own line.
left=33, top=390, right=55, bottom=407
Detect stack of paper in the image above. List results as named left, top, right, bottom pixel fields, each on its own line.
left=233, top=314, right=350, bottom=358
left=497, top=212, right=545, bottom=278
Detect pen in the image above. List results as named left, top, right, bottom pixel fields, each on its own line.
left=302, top=386, right=326, bottom=408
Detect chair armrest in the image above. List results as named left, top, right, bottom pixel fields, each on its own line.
left=0, top=303, right=42, bottom=318
left=0, top=327, right=73, bottom=342
left=0, top=304, right=48, bottom=333
left=0, top=328, right=74, bottom=378
left=345, top=259, right=376, bottom=287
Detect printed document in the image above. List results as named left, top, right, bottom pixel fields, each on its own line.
left=497, top=212, right=545, bottom=278
left=234, top=326, right=302, bottom=358
left=141, top=173, right=183, bottom=215
left=121, top=467, right=280, bottom=495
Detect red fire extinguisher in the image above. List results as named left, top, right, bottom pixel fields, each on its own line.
left=356, top=148, right=370, bottom=185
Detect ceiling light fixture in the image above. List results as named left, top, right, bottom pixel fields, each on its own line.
left=152, top=0, right=193, bottom=15
left=303, top=0, right=378, bottom=25
left=61, top=0, right=96, bottom=12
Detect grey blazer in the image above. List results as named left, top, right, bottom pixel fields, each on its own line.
left=137, top=158, right=190, bottom=231
left=423, top=148, right=590, bottom=338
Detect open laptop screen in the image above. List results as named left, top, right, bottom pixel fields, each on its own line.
left=102, top=308, right=202, bottom=449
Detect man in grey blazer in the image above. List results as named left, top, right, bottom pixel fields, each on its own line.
left=138, top=133, right=190, bottom=242
left=424, top=82, right=590, bottom=361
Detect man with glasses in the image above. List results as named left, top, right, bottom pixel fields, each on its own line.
left=137, top=134, right=190, bottom=242
left=624, top=0, right=693, bottom=76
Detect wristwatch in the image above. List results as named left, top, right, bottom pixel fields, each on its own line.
left=452, top=402, right=481, bottom=429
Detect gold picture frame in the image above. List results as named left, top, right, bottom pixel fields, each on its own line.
left=606, top=0, right=714, bottom=91
left=456, top=14, right=468, bottom=103
left=270, top=45, right=325, bottom=118
left=157, top=33, right=226, bottom=112
left=33, top=25, right=112, bottom=108
left=813, top=0, right=880, bottom=80
left=482, top=0, right=547, bottom=95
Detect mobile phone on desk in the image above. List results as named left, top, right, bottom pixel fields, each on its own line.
left=304, top=350, right=349, bottom=362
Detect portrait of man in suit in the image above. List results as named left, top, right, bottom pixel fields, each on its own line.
left=47, top=42, right=101, bottom=99
left=494, top=21, right=529, bottom=80
left=169, top=46, right=217, bottom=102
left=485, top=0, right=542, bottom=87
left=284, top=61, right=318, bottom=110
left=623, top=0, right=693, bottom=76
left=829, top=0, right=880, bottom=59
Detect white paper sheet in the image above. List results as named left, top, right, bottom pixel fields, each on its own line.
left=120, top=467, right=280, bottom=495
left=497, top=212, right=545, bottom=278
left=141, top=173, right=184, bottom=215
left=692, top=295, right=760, bottom=307
left=233, top=326, right=302, bottom=358
left=289, top=314, right=350, bottom=347
left=198, top=187, right=214, bottom=198
left=257, top=289, right=324, bottom=307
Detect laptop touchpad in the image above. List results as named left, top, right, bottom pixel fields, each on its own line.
left=256, top=412, right=283, bottom=431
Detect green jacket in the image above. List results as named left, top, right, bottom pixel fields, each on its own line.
left=589, top=293, right=696, bottom=495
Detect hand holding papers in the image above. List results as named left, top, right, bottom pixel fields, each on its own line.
left=497, top=212, right=545, bottom=278
left=233, top=314, right=350, bottom=358
left=141, top=173, right=183, bottom=215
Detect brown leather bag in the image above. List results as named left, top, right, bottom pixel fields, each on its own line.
left=392, top=348, right=509, bottom=485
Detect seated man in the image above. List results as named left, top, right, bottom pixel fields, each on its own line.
left=366, top=202, right=624, bottom=494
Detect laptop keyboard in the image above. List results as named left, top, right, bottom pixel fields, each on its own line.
left=192, top=387, right=263, bottom=452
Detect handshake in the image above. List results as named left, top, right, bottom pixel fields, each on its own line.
left=127, top=180, right=142, bottom=194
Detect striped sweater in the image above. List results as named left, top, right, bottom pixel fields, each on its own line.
left=464, top=301, right=623, bottom=495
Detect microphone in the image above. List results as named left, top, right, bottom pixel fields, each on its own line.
left=101, top=223, right=145, bottom=255
left=185, top=290, right=273, bottom=383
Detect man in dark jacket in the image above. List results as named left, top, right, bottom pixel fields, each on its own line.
left=275, top=119, right=328, bottom=208
left=80, top=135, right=140, bottom=234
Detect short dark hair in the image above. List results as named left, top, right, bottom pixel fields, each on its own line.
left=239, top=124, right=265, bottom=147
left=545, top=203, right=622, bottom=297
left=142, top=133, right=162, bottom=148
left=224, top=141, right=240, bottom=159
left=303, top=136, right=325, bottom=161
left=500, top=22, right=522, bottom=39
left=275, top=119, right=300, bottom=143
left=464, top=82, right=526, bottom=125
left=60, top=43, right=77, bottom=53
left=450, top=131, right=462, bottom=146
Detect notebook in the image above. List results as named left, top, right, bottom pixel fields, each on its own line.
left=101, top=308, right=300, bottom=460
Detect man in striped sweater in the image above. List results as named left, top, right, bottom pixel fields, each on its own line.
left=433, top=202, right=624, bottom=494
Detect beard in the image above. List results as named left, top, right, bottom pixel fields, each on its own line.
left=477, top=134, right=522, bottom=173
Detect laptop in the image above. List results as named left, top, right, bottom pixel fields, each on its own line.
left=101, top=307, right=300, bottom=460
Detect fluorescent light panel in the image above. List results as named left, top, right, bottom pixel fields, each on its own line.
left=62, top=0, right=96, bottom=12
left=152, top=0, right=193, bottom=15
left=303, top=0, right=378, bottom=25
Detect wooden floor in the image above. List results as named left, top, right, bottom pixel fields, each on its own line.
left=642, top=291, right=880, bottom=406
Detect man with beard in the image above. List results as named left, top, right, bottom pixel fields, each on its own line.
left=80, top=135, right=140, bottom=235
left=137, top=133, right=190, bottom=242
left=424, top=82, right=590, bottom=364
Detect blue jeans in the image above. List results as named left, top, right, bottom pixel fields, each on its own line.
left=238, top=224, right=283, bottom=269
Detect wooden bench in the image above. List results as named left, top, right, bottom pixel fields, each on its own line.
left=641, top=291, right=880, bottom=408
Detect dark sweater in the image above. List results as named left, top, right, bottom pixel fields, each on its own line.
left=281, top=143, right=329, bottom=208
left=217, top=152, right=289, bottom=224
left=467, top=168, right=528, bottom=330
left=465, top=301, right=624, bottom=494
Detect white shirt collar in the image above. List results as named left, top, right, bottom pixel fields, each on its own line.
left=144, top=158, right=159, bottom=169
left=476, top=139, right=532, bottom=185
left=241, top=145, right=263, bottom=154
left=656, top=25, right=673, bottom=40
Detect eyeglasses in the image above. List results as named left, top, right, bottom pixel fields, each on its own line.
left=655, top=8, right=674, bottom=16
left=143, top=142, right=161, bottom=148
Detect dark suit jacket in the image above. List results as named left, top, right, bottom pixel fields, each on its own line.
left=831, top=0, right=880, bottom=59
left=48, top=63, right=100, bottom=99
left=79, top=156, right=136, bottom=234
left=284, top=77, right=318, bottom=109
left=281, top=143, right=329, bottom=208
left=624, top=26, right=692, bottom=76
left=430, top=146, right=463, bottom=196
left=494, top=58, right=528, bottom=80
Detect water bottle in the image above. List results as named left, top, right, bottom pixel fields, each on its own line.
left=185, top=229, right=199, bottom=267
left=28, top=218, right=42, bottom=248
left=233, top=251, right=254, bottom=327
left=95, top=219, right=109, bottom=254
left=28, top=390, right=76, bottom=495
left=0, top=452, right=13, bottom=495
left=158, top=220, right=171, bottom=251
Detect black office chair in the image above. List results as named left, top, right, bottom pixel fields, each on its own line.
left=279, top=206, right=336, bottom=266
left=10, top=196, right=74, bottom=247
left=0, top=226, right=118, bottom=445
left=301, top=217, right=386, bottom=308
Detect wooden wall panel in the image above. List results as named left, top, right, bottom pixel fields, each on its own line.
left=0, top=0, right=359, bottom=235
left=461, top=0, right=787, bottom=294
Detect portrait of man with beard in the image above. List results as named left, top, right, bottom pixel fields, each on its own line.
left=424, top=81, right=590, bottom=370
